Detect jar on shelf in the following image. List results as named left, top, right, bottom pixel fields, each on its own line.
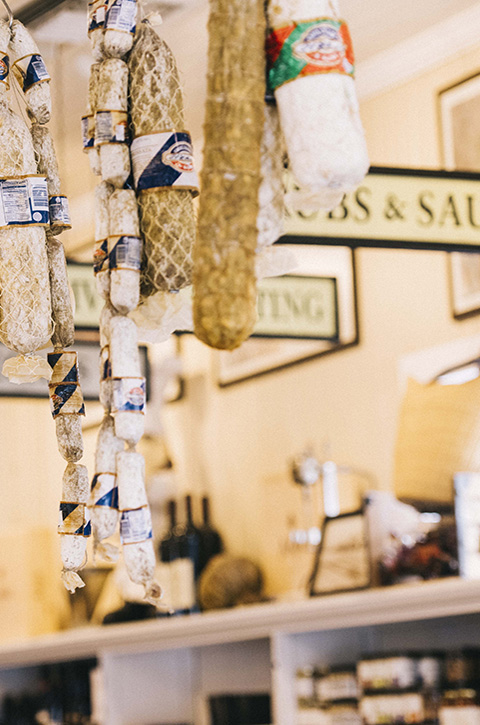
left=357, top=654, right=419, bottom=692
left=316, top=666, right=359, bottom=704
left=439, top=689, right=480, bottom=725
left=296, top=667, right=317, bottom=709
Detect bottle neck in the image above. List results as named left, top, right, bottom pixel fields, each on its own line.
left=167, top=499, right=177, bottom=530
left=202, top=496, right=211, bottom=526
left=185, top=495, right=194, bottom=526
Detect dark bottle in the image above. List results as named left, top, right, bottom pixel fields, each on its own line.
left=198, top=495, right=224, bottom=576
left=184, top=494, right=201, bottom=580
left=159, top=499, right=179, bottom=566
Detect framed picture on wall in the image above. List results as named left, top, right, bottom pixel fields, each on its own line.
left=439, top=72, right=480, bottom=319
left=214, top=245, right=359, bottom=386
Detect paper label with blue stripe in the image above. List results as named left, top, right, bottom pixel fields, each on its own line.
left=49, top=196, right=71, bottom=228
left=112, top=377, right=146, bottom=414
left=49, top=383, right=85, bottom=418
left=94, top=239, right=109, bottom=275
left=95, top=110, right=129, bottom=146
left=82, top=115, right=95, bottom=150
left=90, top=472, right=118, bottom=509
left=131, top=132, right=199, bottom=194
left=83, top=507, right=92, bottom=538
left=0, top=176, right=49, bottom=228
left=108, top=235, right=142, bottom=271
left=88, top=0, right=107, bottom=33
left=58, top=502, right=86, bottom=535
left=0, top=54, right=9, bottom=86
left=120, top=507, right=153, bottom=545
left=105, top=0, right=137, bottom=35
left=100, top=347, right=112, bottom=381
left=48, top=351, right=79, bottom=386
left=13, top=54, right=50, bottom=93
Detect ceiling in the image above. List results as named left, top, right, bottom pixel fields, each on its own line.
left=2, top=0, right=480, bottom=63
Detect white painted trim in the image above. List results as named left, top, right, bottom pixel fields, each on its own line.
left=356, top=4, right=480, bottom=100
left=1, top=577, right=480, bottom=667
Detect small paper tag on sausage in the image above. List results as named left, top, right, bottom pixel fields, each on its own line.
left=88, top=0, right=108, bottom=32
left=0, top=176, right=49, bottom=228
left=58, top=502, right=86, bottom=535
left=49, top=196, right=71, bottom=229
left=94, top=239, right=109, bottom=275
left=105, top=0, right=137, bottom=35
left=120, top=507, right=153, bottom=545
left=82, top=115, right=95, bottom=150
left=49, top=382, right=86, bottom=418
left=111, top=377, right=146, bottom=414
left=95, top=110, right=129, bottom=146
left=131, top=132, right=199, bottom=194
left=90, top=473, right=118, bottom=509
left=100, top=346, right=112, bottom=381
left=108, top=235, right=142, bottom=271
left=83, top=507, right=92, bottom=538
left=13, top=53, right=50, bottom=93
left=48, top=351, right=79, bottom=386
left=0, top=54, right=9, bottom=86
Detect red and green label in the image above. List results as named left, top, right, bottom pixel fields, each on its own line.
left=267, top=18, right=355, bottom=92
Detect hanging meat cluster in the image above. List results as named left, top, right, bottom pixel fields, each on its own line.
left=83, top=0, right=203, bottom=602
left=0, top=16, right=91, bottom=592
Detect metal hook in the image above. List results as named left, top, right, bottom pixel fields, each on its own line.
left=0, top=0, right=13, bottom=29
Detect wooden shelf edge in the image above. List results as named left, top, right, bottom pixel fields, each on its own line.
left=1, top=577, right=480, bottom=668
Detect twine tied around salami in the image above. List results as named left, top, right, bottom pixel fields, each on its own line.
left=131, top=131, right=199, bottom=194
left=266, top=18, right=355, bottom=92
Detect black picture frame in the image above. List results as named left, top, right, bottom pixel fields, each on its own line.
left=309, top=509, right=371, bottom=597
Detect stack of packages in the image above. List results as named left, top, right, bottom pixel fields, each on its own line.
left=0, top=16, right=92, bottom=593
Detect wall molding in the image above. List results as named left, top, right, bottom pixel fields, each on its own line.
left=356, top=4, right=480, bottom=100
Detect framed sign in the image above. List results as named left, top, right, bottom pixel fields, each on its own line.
left=438, top=73, right=480, bottom=320
left=215, top=245, right=358, bottom=386
left=309, top=509, right=371, bottom=597
left=283, top=166, right=480, bottom=252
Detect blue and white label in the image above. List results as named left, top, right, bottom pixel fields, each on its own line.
left=83, top=507, right=92, bottom=538
left=108, top=235, right=142, bottom=271
left=131, top=132, right=199, bottom=193
left=0, top=176, right=49, bottom=228
left=0, top=54, right=9, bottom=86
left=88, top=0, right=107, bottom=32
left=105, top=0, right=137, bottom=35
left=112, top=377, right=146, bottom=414
left=13, top=54, right=50, bottom=93
left=100, top=346, right=112, bottom=382
left=120, top=507, right=153, bottom=545
left=95, top=110, right=129, bottom=146
left=90, top=472, right=118, bottom=509
left=82, top=115, right=95, bottom=150
left=49, top=195, right=71, bottom=228
left=94, top=239, right=109, bottom=275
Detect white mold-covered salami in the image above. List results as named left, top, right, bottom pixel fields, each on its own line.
left=110, top=315, right=141, bottom=378
left=104, top=0, right=137, bottom=59
left=55, top=415, right=84, bottom=463
left=108, top=189, right=141, bottom=314
left=85, top=63, right=101, bottom=176
left=117, top=450, right=147, bottom=510
left=257, top=103, right=285, bottom=250
left=31, top=125, right=71, bottom=236
left=96, top=58, right=130, bottom=187
left=0, top=102, right=52, bottom=355
left=46, top=234, right=74, bottom=350
left=9, top=20, right=51, bottom=125
left=94, top=181, right=113, bottom=299
left=90, top=415, right=124, bottom=560
left=59, top=463, right=89, bottom=592
left=266, top=0, right=369, bottom=204
left=88, top=0, right=106, bottom=62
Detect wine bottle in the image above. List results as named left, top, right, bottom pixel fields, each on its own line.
left=172, top=497, right=198, bottom=613
left=158, top=499, right=179, bottom=612
left=185, top=494, right=201, bottom=580
left=198, top=495, right=224, bottom=576
left=159, top=499, right=196, bottom=614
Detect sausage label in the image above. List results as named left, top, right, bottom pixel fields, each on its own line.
left=267, top=19, right=355, bottom=92
left=82, top=115, right=95, bottom=150
left=108, top=235, right=142, bottom=271
left=95, top=110, right=129, bottom=146
left=49, top=195, right=72, bottom=229
left=94, top=239, right=109, bottom=275
left=13, top=53, right=50, bottom=93
left=0, top=54, right=9, bottom=86
left=0, top=176, right=49, bottom=228
left=58, top=502, right=86, bottom=536
left=131, top=132, right=199, bottom=194
left=105, top=0, right=137, bottom=35
left=83, top=507, right=92, bottom=537
left=88, top=0, right=108, bottom=32
left=48, top=351, right=79, bottom=386
left=90, top=472, right=118, bottom=509
left=49, top=382, right=86, bottom=418
left=120, top=506, right=153, bottom=545
left=100, top=346, right=112, bottom=381
left=112, top=377, right=146, bottom=414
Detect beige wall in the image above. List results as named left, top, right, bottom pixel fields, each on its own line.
left=2, top=35, right=480, bottom=628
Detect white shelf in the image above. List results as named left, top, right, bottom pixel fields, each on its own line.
left=1, top=577, right=480, bottom=669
